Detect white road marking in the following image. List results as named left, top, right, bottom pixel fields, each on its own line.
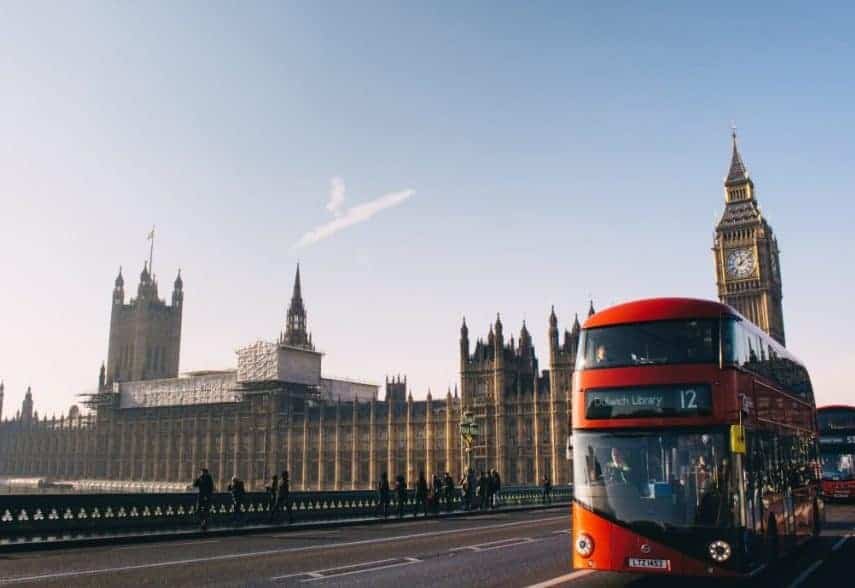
left=551, top=530, right=569, bottom=535
left=113, top=539, right=219, bottom=551
left=832, top=534, right=852, bottom=552
left=787, top=559, right=823, bottom=588
left=271, top=557, right=403, bottom=580
left=0, top=514, right=566, bottom=584
left=267, top=530, right=341, bottom=538
left=301, top=558, right=421, bottom=582
left=450, top=537, right=536, bottom=552
left=524, top=569, right=596, bottom=587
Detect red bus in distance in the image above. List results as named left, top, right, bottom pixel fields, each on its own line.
left=571, top=298, right=822, bottom=577
left=817, top=405, right=855, bottom=500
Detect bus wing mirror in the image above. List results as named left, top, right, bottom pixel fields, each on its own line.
left=730, top=424, right=746, bottom=454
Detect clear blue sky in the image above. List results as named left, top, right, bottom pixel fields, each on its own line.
left=1, top=1, right=852, bottom=417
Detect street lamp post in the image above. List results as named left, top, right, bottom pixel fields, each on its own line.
left=459, top=412, right=480, bottom=471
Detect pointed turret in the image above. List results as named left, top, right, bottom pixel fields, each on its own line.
left=98, top=362, right=106, bottom=391
left=549, top=305, right=557, bottom=328
left=587, top=300, right=596, bottom=317
left=281, top=263, right=313, bottom=350
left=725, top=129, right=750, bottom=186
left=172, top=269, right=184, bottom=307
left=460, top=316, right=470, bottom=368
left=21, top=386, right=33, bottom=423
left=572, top=312, right=581, bottom=333
left=113, top=267, right=125, bottom=305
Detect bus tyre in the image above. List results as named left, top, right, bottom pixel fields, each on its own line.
left=767, top=516, right=779, bottom=562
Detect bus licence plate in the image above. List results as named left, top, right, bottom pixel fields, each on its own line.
left=628, top=558, right=669, bottom=570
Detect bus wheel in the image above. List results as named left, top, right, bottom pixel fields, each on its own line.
left=767, top=516, right=779, bottom=562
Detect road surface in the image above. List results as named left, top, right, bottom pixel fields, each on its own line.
left=1, top=503, right=853, bottom=587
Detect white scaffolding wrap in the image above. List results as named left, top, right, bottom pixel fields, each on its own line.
left=118, top=372, right=240, bottom=408
left=236, top=340, right=322, bottom=386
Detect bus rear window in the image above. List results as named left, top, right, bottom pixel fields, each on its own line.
left=577, top=319, right=718, bottom=370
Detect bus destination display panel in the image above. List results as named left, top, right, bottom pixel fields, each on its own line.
left=586, top=384, right=712, bottom=419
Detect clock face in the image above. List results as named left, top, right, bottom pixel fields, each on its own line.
left=726, top=248, right=755, bottom=279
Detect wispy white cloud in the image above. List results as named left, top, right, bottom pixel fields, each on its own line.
left=326, top=176, right=346, bottom=217
left=293, top=178, right=415, bottom=250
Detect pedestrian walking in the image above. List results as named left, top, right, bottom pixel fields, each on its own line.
left=193, top=467, right=214, bottom=531
left=542, top=475, right=552, bottom=504
left=478, top=470, right=489, bottom=510
left=395, top=474, right=407, bottom=518
left=415, top=471, right=429, bottom=517
left=443, top=472, right=455, bottom=512
left=227, top=476, right=245, bottom=524
left=377, top=472, right=391, bottom=518
left=491, top=469, right=502, bottom=509
left=431, top=474, right=443, bottom=516
left=278, top=470, right=293, bottom=523
left=267, top=474, right=279, bottom=522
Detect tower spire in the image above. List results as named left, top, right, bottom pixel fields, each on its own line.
left=281, top=263, right=313, bottom=350
left=146, top=225, right=156, bottom=275
left=726, top=126, right=749, bottom=185
left=293, top=263, right=302, bottom=302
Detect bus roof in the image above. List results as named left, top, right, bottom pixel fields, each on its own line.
left=818, top=405, right=855, bottom=413
left=583, top=297, right=736, bottom=329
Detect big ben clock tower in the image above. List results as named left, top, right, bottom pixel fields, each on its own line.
left=713, top=130, right=786, bottom=345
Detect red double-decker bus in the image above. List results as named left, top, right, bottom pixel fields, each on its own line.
left=817, top=405, right=855, bottom=500
left=570, top=298, right=822, bottom=577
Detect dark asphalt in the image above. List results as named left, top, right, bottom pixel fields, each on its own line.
left=0, top=503, right=852, bottom=587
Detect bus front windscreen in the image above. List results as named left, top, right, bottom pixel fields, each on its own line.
left=573, top=430, right=735, bottom=530
left=821, top=449, right=855, bottom=480
left=576, top=319, right=718, bottom=370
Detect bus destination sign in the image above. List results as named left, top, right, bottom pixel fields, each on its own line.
left=586, top=384, right=712, bottom=419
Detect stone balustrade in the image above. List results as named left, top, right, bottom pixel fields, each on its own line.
left=0, top=484, right=571, bottom=541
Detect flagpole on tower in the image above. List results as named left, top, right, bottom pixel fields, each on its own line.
left=147, top=225, right=156, bottom=274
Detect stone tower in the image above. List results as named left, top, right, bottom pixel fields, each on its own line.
left=105, top=263, right=184, bottom=385
left=21, top=386, right=33, bottom=423
left=713, top=131, right=785, bottom=345
left=547, top=306, right=582, bottom=485
left=280, top=264, right=314, bottom=350
left=459, top=314, right=539, bottom=481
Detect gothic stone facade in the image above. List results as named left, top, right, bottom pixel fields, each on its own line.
left=0, top=264, right=582, bottom=490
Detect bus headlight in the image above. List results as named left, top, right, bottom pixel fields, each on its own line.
left=576, top=533, right=594, bottom=557
left=708, top=540, right=732, bottom=562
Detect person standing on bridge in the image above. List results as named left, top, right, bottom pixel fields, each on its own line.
left=431, top=474, right=443, bottom=516
left=478, top=470, right=489, bottom=510
left=395, top=474, right=407, bottom=518
left=415, top=471, right=429, bottom=517
left=267, top=474, right=279, bottom=522
left=491, top=469, right=502, bottom=509
left=541, top=475, right=552, bottom=504
left=443, top=472, right=456, bottom=512
left=377, top=472, right=391, bottom=519
left=227, top=476, right=245, bottom=525
left=466, top=468, right=477, bottom=510
left=193, top=467, right=214, bottom=531
left=278, top=470, right=292, bottom=524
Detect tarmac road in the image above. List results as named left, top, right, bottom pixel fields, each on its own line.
left=1, top=503, right=853, bottom=587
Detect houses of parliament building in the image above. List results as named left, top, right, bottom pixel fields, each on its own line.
left=0, top=132, right=786, bottom=491
left=0, top=261, right=584, bottom=490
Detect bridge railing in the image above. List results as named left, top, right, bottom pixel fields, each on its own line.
left=0, top=484, right=571, bottom=540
